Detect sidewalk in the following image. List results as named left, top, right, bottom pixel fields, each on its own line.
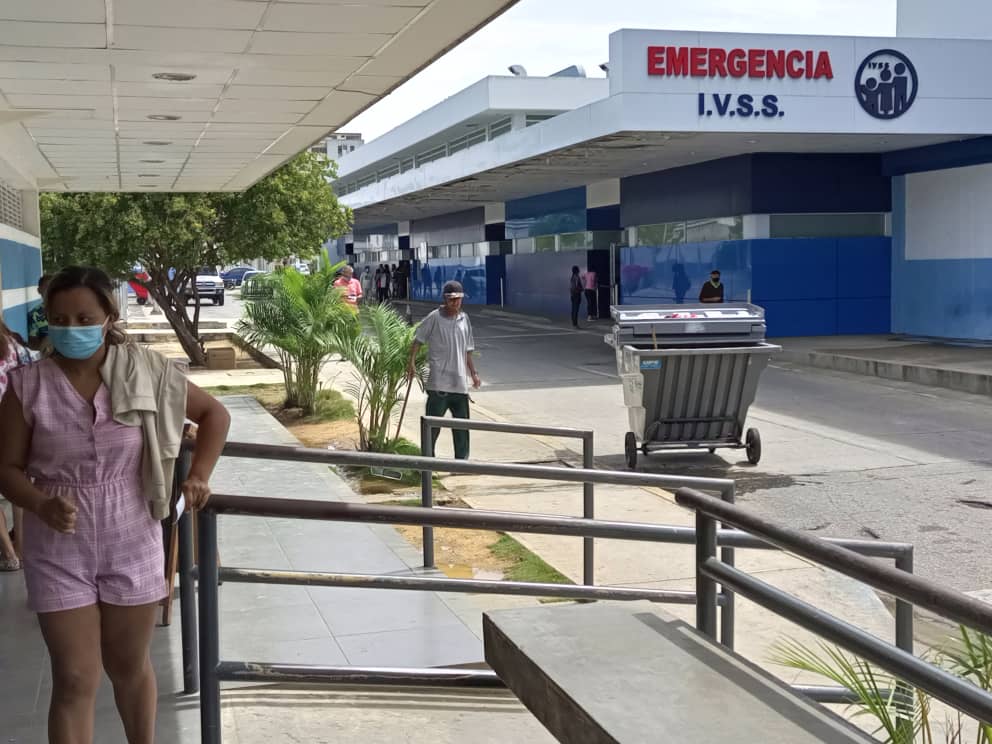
left=774, top=334, right=992, bottom=396
left=0, top=395, right=549, bottom=743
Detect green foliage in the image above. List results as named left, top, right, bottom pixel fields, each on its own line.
left=771, top=627, right=992, bottom=744
left=336, top=303, right=428, bottom=452
left=237, top=262, right=359, bottom=415
left=312, top=388, right=355, bottom=422
left=490, top=534, right=574, bottom=585
left=40, top=152, right=352, bottom=365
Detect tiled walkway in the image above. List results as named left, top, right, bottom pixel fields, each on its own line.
left=0, top=396, right=484, bottom=742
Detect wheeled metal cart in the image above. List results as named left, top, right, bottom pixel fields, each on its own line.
left=606, top=303, right=780, bottom=469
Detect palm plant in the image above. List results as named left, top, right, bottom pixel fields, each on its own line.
left=335, top=302, right=428, bottom=452
left=237, top=262, right=358, bottom=415
left=771, top=626, right=992, bottom=744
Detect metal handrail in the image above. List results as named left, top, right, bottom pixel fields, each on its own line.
left=177, top=439, right=921, bottom=744
left=419, top=415, right=596, bottom=582
left=675, top=487, right=992, bottom=727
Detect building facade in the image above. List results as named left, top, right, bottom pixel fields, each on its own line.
left=335, top=9, right=992, bottom=341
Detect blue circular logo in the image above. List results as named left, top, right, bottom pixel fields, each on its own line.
left=855, top=49, right=918, bottom=120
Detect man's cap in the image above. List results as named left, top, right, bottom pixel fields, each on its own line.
left=442, top=280, right=464, bottom=297
left=711, top=269, right=721, bottom=275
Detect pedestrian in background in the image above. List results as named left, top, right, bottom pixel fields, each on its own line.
left=583, top=268, right=598, bottom=321
left=570, top=265, right=584, bottom=328
left=334, top=265, right=363, bottom=310
left=28, top=274, right=52, bottom=350
left=0, top=313, right=30, bottom=571
left=0, top=265, right=231, bottom=743
left=407, top=280, right=481, bottom=460
left=699, top=269, right=725, bottom=303
left=360, top=266, right=373, bottom=303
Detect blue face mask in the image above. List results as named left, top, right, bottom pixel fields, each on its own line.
left=48, top=322, right=107, bottom=360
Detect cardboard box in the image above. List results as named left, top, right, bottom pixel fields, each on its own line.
left=205, top=346, right=237, bottom=370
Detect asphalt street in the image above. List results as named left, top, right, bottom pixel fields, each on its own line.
left=441, top=304, right=992, bottom=595
left=179, top=294, right=990, bottom=593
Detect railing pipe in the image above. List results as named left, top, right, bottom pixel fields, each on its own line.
left=419, top=418, right=435, bottom=569
left=582, top=431, right=595, bottom=586
left=702, top=559, right=992, bottom=726
left=676, top=488, right=992, bottom=637
left=218, top=567, right=704, bottom=604
left=197, top=511, right=222, bottom=744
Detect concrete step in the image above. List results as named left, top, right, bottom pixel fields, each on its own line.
left=126, top=329, right=233, bottom=343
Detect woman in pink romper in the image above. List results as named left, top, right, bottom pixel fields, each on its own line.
left=0, top=267, right=231, bottom=744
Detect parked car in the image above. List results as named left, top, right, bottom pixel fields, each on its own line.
left=184, top=267, right=225, bottom=306
left=294, top=262, right=311, bottom=276
left=240, top=271, right=270, bottom=301
left=221, top=266, right=255, bottom=288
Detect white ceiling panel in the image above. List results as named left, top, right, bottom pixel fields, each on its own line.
left=115, top=27, right=253, bottom=54
left=0, top=0, right=105, bottom=25
left=247, top=31, right=389, bottom=57
left=301, top=91, right=376, bottom=126
left=231, top=67, right=348, bottom=87
left=114, top=0, right=267, bottom=30
left=115, top=82, right=227, bottom=99
left=0, top=62, right=109, bottom=81
left=262, top=4, right=420, bottom=34
left=0, top=0, right=520, bottom=193
left=0, top=22, right=106, bottom=49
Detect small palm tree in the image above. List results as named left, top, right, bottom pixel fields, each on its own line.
left=772, top=627, right=992, bottom=744
left=336, top=302, right=427, bottom=452
left=237, top=262, right=358, bottom=415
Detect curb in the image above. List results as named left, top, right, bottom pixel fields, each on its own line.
left=780, top=349, right=992, bottom=396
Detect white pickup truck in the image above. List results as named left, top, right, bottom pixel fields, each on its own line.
left=184, top=267, right=226, bottom=306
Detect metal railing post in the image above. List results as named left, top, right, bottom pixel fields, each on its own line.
left=178, top=511, right=199, bottom=694
left=719, top=483, right=736, bottom=651
left=420, top=417, right=435, bottom=569
left=197, top=511, right=221, bottom=744
left=582, top=432, right=595, bottom=586
left=175, top=449, right=198, bottom=694
left=695, top=512, right=718, bottom=639
left=895, top=548, right=916, bottom=739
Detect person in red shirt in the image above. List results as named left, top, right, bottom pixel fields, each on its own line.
left=334, top=265, right=363, bottom=309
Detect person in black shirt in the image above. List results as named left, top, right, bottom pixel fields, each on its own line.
left=699, top=270, right=724, bottom=303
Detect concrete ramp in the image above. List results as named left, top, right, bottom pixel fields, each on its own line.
left=484, top=604, right=876, bottom=744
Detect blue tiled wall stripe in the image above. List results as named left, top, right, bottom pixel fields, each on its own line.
left=1, top=238, right=43, bottom=291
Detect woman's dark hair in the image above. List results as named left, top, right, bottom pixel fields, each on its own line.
left=572, top=265, right=580, bottom=273
left=0, top=314, right=12, bottom=358
left=45, top=266, right=129, bottom=346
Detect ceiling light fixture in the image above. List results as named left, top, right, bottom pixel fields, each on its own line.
left=147, top=114, right=181, bottom=121
left=745, top=139, right=758, bottom=145
left=143, top=141, right=173, bottom=146
left=152, top=72, right=197, bottom=82
left=140, top=159, right=165, bottom=163
left=138, top=174, right=160, bottom=178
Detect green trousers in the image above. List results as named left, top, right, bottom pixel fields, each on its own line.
left=425, top=390, right=470, bottom=460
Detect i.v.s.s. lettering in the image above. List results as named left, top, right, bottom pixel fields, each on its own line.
left=697, top=93, right=784, bottom=118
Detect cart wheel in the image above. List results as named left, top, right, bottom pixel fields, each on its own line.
left=708, top=448, right=716, bottom=454
left=746, top=428, right=762, bottom=465
left=624, top=432, right=638, bottom=470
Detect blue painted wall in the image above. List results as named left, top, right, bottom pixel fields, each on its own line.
left=505, top=187, right=586, bottom=239
left=411, top=208, right=484, bottom=248
left=891, top=175, right=992, bottom=340
left=1, top=237, right=43, bottom=339
left=620, top=154, right=890, bottom=227
left=620, top=237, right=891, bottom=337
left=411, top=257, right=488, bottom=305
left=505, top=251, right=587, bottom=318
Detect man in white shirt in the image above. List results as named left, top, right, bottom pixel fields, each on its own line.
left=407, top=281, right=481, bottom=459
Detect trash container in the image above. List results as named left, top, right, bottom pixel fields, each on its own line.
left=606, top=303, right=780, bottom=468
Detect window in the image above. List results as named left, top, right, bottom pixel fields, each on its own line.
left=488, top=117, right=512, bottom=139
left=525, top=114, right=556, bottom=127
left=769, top=213, right=887, bottom=238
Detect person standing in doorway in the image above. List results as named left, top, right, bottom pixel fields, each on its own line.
left=583, top=268, right=598, bottom=321
left=672, top=263, right=690, bottom=304
left=360, top=266, right=373, bottom=303
left=569, top=266, right=584, bottom=328
left=699, top=269, right=725, bottom=304
left=407, top=280, right=481, bottom=460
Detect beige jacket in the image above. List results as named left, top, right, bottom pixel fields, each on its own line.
left=100, top=344, right=188, bottom=520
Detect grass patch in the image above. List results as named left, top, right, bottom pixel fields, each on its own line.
left=204, top=382, right=354, bottom=424
left=489, top=534, right=573, bottom=585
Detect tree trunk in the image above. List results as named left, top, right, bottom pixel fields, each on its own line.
left=145, top=269, right=207, bottom=366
